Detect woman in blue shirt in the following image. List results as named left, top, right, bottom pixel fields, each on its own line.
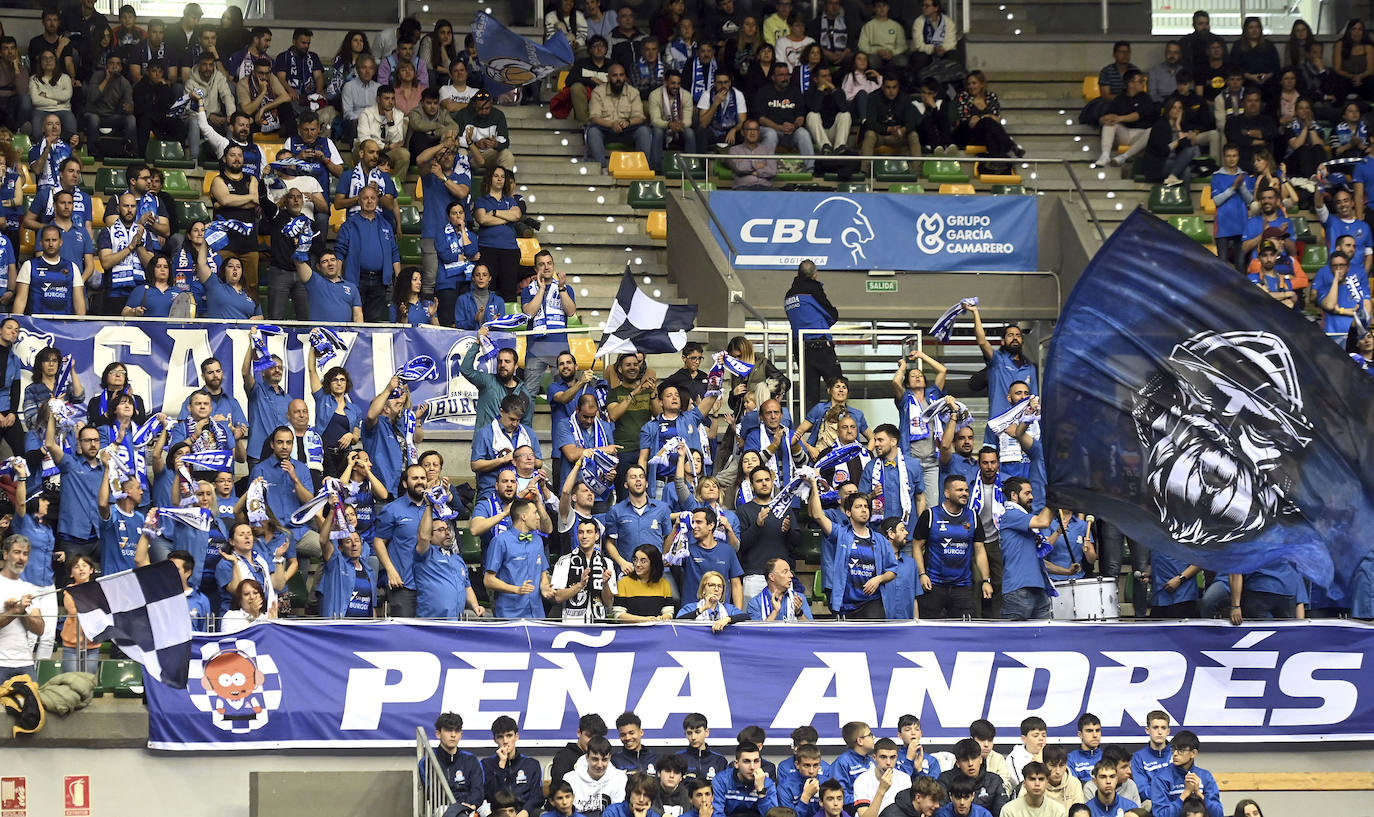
left=891, top=350, right=948, bottom=503
left=308, top=348, right=365, bottom=461
left=195, top=243, right=262, bottom=321
left=390, top=265, right=438, bottom=326
left=675, top=570, right=748, bottom=631
left=318, top=502, right=376, bottom=618
left=435, top=200, right=478, bottom=327
left=123, top=254, right=180, bottom=317
left=21, top=345, right=84, bottom=454
left=173, top=221, right=210, bottom=314
left=473, top=164, right=524, bottom=301
left=453, top=263, right=506, bottom=329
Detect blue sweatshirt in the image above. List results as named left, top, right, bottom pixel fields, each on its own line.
left=1130, top=744, right=1172, bottom=792
left=481, top=752, right=544, bottom=816
left=713, top=770, right=778, bottom=817
left=1147, top=762, right=1224, bottom=817
left=435, top=746, right=485, bottom=808
left=1067, top=746, right=1102, bottom=782
left=826, top=749, right=874, bottom=801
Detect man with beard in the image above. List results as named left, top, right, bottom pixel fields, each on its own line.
left=551, top=517, right=617, bottom=622
left=556, top=393, right=619, bottom=509
left=95, top=192, right=147, bottom=315
left=605, top=464, right=672, bottom=573
left=969, top=303, right=1037, bottom=441
left=470, top=394, right=542, bottom=499
left=462, top=327, right=536, bottom=428
left=737, top=466, right=800, bottom=600
left=585, top=62, right=652, bottom=172
left=472, top=467, right=521, bottom=549
left=293, top=250, right=361, bottom=324
left=209, top=142, right=263, bottom=298
left=913, top=475, right=989, bottom=619
left=201, top=109, right=267, bottom=176
left=484, top=498, right=555, bottom=619
left=373, top=463, right=434, bottom=617
left=247, top=425, right=322, bottom=578
left=997, top=477, right=1055, bottom=621
left=607, top=353, right=656, bottom=499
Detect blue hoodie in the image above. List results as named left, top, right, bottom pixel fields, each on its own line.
left=1147, top=761, right=1224, bottom=817
left=713, top=768, right=778, bottom=817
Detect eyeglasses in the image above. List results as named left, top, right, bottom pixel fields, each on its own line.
left=685, top=355, right=704, bottom=361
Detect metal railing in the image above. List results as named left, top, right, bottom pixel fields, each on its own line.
left=793, top=326, right=924, bottom=421
left=415, top=726, right=457, bottom=817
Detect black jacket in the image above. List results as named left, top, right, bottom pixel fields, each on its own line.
left=937, top=768, right=1008, bottom=816
left=550, top=741, right=585, bottom=786
left=864, top=91, right=917, bottom=135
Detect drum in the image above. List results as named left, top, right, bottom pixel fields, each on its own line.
left=1052, top=577, right=1120, bottom=620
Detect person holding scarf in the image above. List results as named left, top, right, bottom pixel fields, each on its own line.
left=453, top=263, right=505, bottom=330
left=891, top=350, right=948, bottom=508
left=364, top=373, right=427, bottom=497
left=809, top=484, right=896, bottom=620
left=170, top=221, right=210, bottom=314
left=316, top=489, right=377, bottom=619
left=21, top=346, right=83, bottom=459
left=93, top=393, right=161, bottom=496
left=170, top=390, right=233, bottom=461
left=246, top=426, right=320, bottom=569
left=736, top=464, right=799, bottom=600
left=675, top=570, right=747, bottom=631
left=638, top=383, right=719, bottom=502
left=473, top=466, right=521, bottom=550
left=648, top=69, right=696, bottom=173
left=555, top=393, right=619, bottom=510
left=308, top=350, right=364, bottom=471
left=696, top=69, right=747, bottom=148
left=633, top=39, right=667, bottom=100
left=434, top=200, right=478, bottom=328
left=550, top=516, right=616, bottom=622
left=471, top=393, right=540, bottom=500
left=747, top=557, right=813, bottom=621
left=214, top=520, right=283, bottom=616
left=797, top=375, right=870, bottom=450
left=194, top=241, right=262, bottom=321
left=521, top=250, right=577, bottom=394
left=745, top=399, right=802, bottom=493
left=672, top=446, right=740, bottom=547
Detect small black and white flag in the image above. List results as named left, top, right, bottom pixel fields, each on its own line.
left=65, top=561, right=193, bottom=689
left=595, top=267, right=698, bottom=358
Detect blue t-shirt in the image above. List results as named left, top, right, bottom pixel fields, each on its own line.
left=475, top=194, right=520, bottom=250
left=1312, top=263, right=1371, bottom=336
left=100, top=505, right=142, bottom=575
left=1211, top=169, right=1251, bottom=237
left=1240, top=213, right=1293, bottom=261
left=125, top=283, right=179, bottom=317
left=391, top=298, right=438, bottom=326
left=803, top=400, right=868, bottom=444
left=838, top=534, right=880, bottom=611
left=1046, top=515, right=1087, bottom=581
left=15, top=515, right=55, bottom=587
left=415, top=543, right=471, bottom=618
left=484, top=529, right=548, bottom=618
left=998, top=504, right=1053, bottom=595
left=304, top=273, right=362, bottom=324
left=204, top=274, right=263, bottom=320
left=606, top=498, right=673, bottom=551
left=373, top=496, right=428, bottom=587
left=1150, top=551, right=1200, bottom=609
left=1320, top=205, right=1374, bottom=257
left=420, top=156, right=473, bottom=240
left=681, top=540, right=744, bottom=603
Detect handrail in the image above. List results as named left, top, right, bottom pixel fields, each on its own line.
left=1063, top=162, right=1108, bottom=243
left=415, top=726, right=457, bottom=817
left=682, top=171, right=740, bottom=258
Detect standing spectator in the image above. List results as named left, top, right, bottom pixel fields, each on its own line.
left=608, top=6, right=648, bottom=70
left=1093, top=69, right=1155, bottom=168
left=484, top=498, right=555, bottom=619
left=997, top=477, right=1054, bottom=621
left=1224, top=88, right=1277, bottom=171
left=132, top=60, right=182, bottom=158
left=1332, top=19, right=1374, bottom=102
left=461, top=328, right=535, bottom=429
left=209, top=143, right=263, bottom=298
left=341, top=55, right=382, bottom=143
left=380, top=35, right=431, bottom=92
left=1179, top=10, right=1222, bottom=79
left=585, top=63, right=652, bottom=172
left=649, top=69, right=697, bottom=173
left=567, top=36, right=613, bottom=126
left=193, top=247, right=261, bottom=321
left=474, top=164, right=525, bottom=302
left=163, top=2, right=202, bottom=72
left=335, top=139, right=399, bottom=222
left=95, top=193, right=147, bottom=315
left=14, top=226, right=86, bottom=315
left=28, top=10, right=77, bottom=83
left=776, top=16, right=815, bottom=74
left=238, top=57, right=290, bottom=136
left=522, top=250, right=577, bottom=393
left=762, top=0, right=793, bottom=50
left=335, top=184, right=402, bottom=322
left=860, top=73, right=919, bottom=158
left=471, top=393, right=540, bottom=498
left=392, top=265, right=437, bottom=326
left=228, top=26, right=272, bottom=83
left=0, top=319, right=24, bottom=456
left=29, top=51, right=76, bottom=139
left=585, top=0, right=616, bottom=45
left=359, top=84, right=411, bottom=182
left=185, top=51, right=235, bottom=165
left=284, top=112, right=344, bottom=243
left=1231, top=16, right=1281, bottom=103
left=1148, top=41, right=1184, bottom=102
left=696, top=69, right=747, bottom=148
left=727, top=120, right=776, bottom=189
left=859, top=0, right=907, bottom=71
left=737, top=467, right=800, bottom=601
left=0, top=535, right=43, bottom=682
left=0, top=145, right=19, bottom=260
left=372, top=464, right=432, bottom=616
left=263, top=187, right=315, bottom=321
left=123, top=18, right=172, bottom=83
left=754, top=63, right=812, bottom=167
left=783, top=259, right=840, bottom=402
left=273, top=28, right=325, bottom=134
left=955, top=71, right=1023, bottom=158
left=417, top=135, right=473, bottom=299
left=0, top=38, right=30, bottom=133
left=296, top=249, right=363, bottom=325
left=455, top=90, right=515, bottom=170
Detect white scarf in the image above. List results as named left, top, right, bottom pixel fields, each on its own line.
left=490, top=418, right=531, bottom=456
left=764, top=424, right=793, bottom=477
left=105, top=218, right=145, bottom=287
left=694, top=599, right=730, bottom=621
left=760, top=585, right=801, bottom=621
left=871, top=452, right=913, bottom=523
left=904, top=390, right=933, bottom=441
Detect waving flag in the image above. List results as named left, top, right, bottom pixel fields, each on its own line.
left=596, top=268, right=698, bottom=358
left=471, top=11, right=574, bottom=96
left=66, top=561, right=192, bottom=688
left=1042, top=209, right=1374, bottom=607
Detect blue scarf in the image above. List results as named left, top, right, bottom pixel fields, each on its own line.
left=691, top=58, right=716, bottom=101
left=929, top=297, right=977, bottom=343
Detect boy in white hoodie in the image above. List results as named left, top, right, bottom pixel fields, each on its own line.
left=1006, top=717, right=1048, bottom=792
left=570, top=737, right=630, bottom=817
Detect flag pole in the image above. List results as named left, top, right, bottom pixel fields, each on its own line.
left=22, top=564, right=143, bottom=600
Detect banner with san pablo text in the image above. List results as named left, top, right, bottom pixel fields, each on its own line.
left=144, top=619, right=1374, bottom=750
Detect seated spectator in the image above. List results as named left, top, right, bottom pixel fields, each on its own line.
left=341, top=55, right=382, bottom=142
left=239, top=56, right=291, bottom=135
left=1247, top=150, right=1296, bottom=213
left=122, top=17, right=168, bottom=82
left=1224, top=88, right=1276, bottom=171
left=954, top=71, right=1022, bottom=158
left=569, top=36, right=614, bottom=125
left=184, top=51, right=235, bottom=164
left=913, top=77, right=953, bottom=154
left=754, top=62, right=812, bottom=168
left=1231, top=16, right=1280, bottom=102
left=1142, top=97, right=1199, bottom=187
left=327, top=30, right=369, bottom=108
left=1275, top=68, right=1301, bottom=129
left=421, top=20, right=460, bottom=87
left=1197, top=40, right=1230, bottom=101
left=393, top=60, right=425, bottom=115
left=1211, top=70, right=1244, bottom=134
left=1149, top=41, right=1184, bottom=102
left=632, top=38, right=667, bottom=101
left=1093, top=69, right=1155, bottom=168
left=860, top=73, right=919, bottom=158
left=583, top=62, right=651, bottom=172
left=441, top=60, right=478, bottom=116
left=454, top=263, right=504, bottom=329
left=859, top=0, right=907, bottom=71
left=1171, top=70, right=1219, bottom=160
left=455, top=90, right=515, bottom=171
left=0, top=38, right=29, bottom=134
left=676, top=569, right=748, bottom=630
left=380, top=34, right=431, bottom=91
left=728, top=120, right=776, bottom=190
left=843, top=51, right=881, bottom=119
left=613, top=544, right=676, bottom=621
left=585, top=0, right=615, bottom=44
left=803, top=65, right=853, bottom=154
left=408, top=88, right=458, bottom=165
left=1248, top=240, right=1298, bottom=308
left=725, top=17, right=764, bottom=82
left=1301, top=41, right=1338, bottom=117
left=1286, top=97, right=1329, bottom=178
left=741, top=42, right=777, bottom=99
left=30, top=50, right=76, bottom=140
left=122, top=254, right=178, bottom=318
left=1330, top=100, right=1368, bottom=160
left=359, top=84, right=412, bottom=182
left=1240, top=185, right=1295, bottom=266
left=667, top=18, right=699, bottom=73
left=180, top=26, right=223, bottom=88
left=649, top=69, right=697, bottom=172
left=228, top=25, right=272, bottom=83
left=608, top=6, right=647, bottom=69
left=910, top=0, right=958, bottom=80
left=1081, top=40, right=1138, bottom=128
left=652, top=0, right=686, bottom=49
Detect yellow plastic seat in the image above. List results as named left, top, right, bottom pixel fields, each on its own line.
left=938, top=183, right=976, bottom=195
left=646, top=210, right=667, bottom=240
left=1201, top=185, right=1216, bottom=215
left=517, top=236, right=542, bottom=266
left=1082, top=75, right=1100, bottom=102
left=569, top=336, right=602, bottom=371
left=609, top=151, right=656, bottom=181
left=328, top=206, right=347, bottom=236
left=557, top=69, right=570, bottom=89
left=963, top=144, right=987, bottom=156
left=202, top=171, right=220, bottom=196
left=92, top=195, right=106, bottom=226
left=19, top=228, right=34, bottom=255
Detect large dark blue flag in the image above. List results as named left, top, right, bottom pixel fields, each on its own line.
left=471, top=12, right=574, bottom=96
left=1042, top=209, right=1374, bottom=608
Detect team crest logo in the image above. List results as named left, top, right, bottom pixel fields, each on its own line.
left=485, top=56, right=559, bottom=87
left=188, top=637, right=283, bottom=733
left=1132, top=330, right=1313, bottom=546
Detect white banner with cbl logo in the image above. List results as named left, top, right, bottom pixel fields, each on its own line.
left=709, top=191, right=1039, bottom=271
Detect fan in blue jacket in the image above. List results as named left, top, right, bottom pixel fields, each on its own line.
left=1146, top=732, right=1224, bottom=817
left=482, top=716, right=545, bottom=817
left=430, top=713, right=485, bottom=814
left=713, top=743, right=779, bottom=817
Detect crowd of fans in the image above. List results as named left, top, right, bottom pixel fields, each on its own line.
left=419, top=708, right=1254, bottom=817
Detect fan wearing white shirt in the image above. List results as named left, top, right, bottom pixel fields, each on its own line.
left=853, top=739, right=912, bottom=817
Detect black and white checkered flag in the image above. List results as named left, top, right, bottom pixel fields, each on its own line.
left=65, top=561, right=193, bottom=689
left=595, top=267, right=698, bottom=359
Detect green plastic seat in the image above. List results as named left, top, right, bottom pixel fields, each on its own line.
left=837, top=181, right=871, bottom=193
left=176, top=199, right=212, bottom=225
left=1290, top=215, right=1315, bottom=243
left=161, top=169, right=197, bottom=199
left=990, top=184, right=1027, bottom=195
left=775, top=170, right=814, bottom=182
left=889, top=182, right=925, bottom=193
left=627, top=180, right=666, bottom=210
left=1168, top=215, right=1211, bottom=244
left=95, top=167, right=125, bottom=195
left=1301, top=243, right=1328, bottom=270
left=147, top=139, right=195, bottom=168
left=875, top=158, right=919, bottom=182
left=36, top=658, right=61, bottom=685
left=459, top=529, right=483, bottom=565
left=715, top=161, right=735, bottom=181
left=284, top=571, right=308, bottom=609
left=12, top=131, right=31, bottom=155
left=398, top=204, right=422, bottom=234
left=1147, top=183, right=1192, bottom=215
left=398, top=234, right=422, bottom=263
left=922, top=159, right=969, bottom=183
left=810, top=569, right=826, bottom=604
left=663, top=151, right=706, bottom=180
left=823, top=170, right=867, bottom=182
left=97, top=659, right=144, bottom=698
left=77, top=148, right=95, bottom=166
left=797, top=528, right=822, bottom=565
left=504, top=300, right=521, bottom=315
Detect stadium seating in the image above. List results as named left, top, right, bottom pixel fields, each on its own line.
left=96, top=167, right=124, bottom=195
left=1148, top=184, right=1193, bottom=214
left=147, top=139, right=195, bottom=169
left=161, top=170, right=197, bottom=199
left=399, top=205, right=422, bottom=235
left=97, top=659, right=143, bottom=698
left=1169, top=215, right=1212, bottom=244
left=609, top=151, right=656, bottom=181
left=646, top=210, right=667, bottom=240
left=924, top=160, right=970, bottom=183
left=875, top=159, right=920, bottom=183
left=627, top=180, right=666, bottom=209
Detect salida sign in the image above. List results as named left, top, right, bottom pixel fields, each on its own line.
left=147, top=620, right=1374, bottom=750
left=710, top=191, right=1038, bottom=271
